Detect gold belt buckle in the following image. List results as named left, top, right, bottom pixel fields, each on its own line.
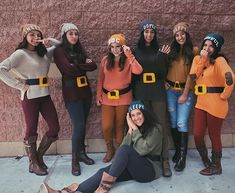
left=77, top=76, right=88, bottom=87
left=143, top=73, right=156, bottom=83
left=107, top=90, right=119, bottom=99
left=39, top=76, right=49, bottom=87
left=195, top=84, right=207, bottom=95
left=173, top=81, right=182, bottom=91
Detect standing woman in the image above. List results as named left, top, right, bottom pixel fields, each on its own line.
left=132, top=20, right=172, bottom=177
left=0, top=24, right=60, bottom=176
left=96, top=34, right=143, bottom=163
left=53, top=23, right=97, bottom=176
left=166, top=22, right=198, bottom=171
left=190, top=33, right=234, bottom=175
left=40, top=100, right=163, bottom=193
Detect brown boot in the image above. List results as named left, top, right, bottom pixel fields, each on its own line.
left=103, top=143, right=114, bottom=163
left=72, top=153, right=81, bottom=176
left=24, top=136, right=47, bottom=176
left=196, top=144, right=211, bottom=168
left=37, top=134, right=58, bottom=169
left=39, top=182, right=80, bottom=193
left=162, top=159, right=172, bottom=177
left=200, top=151, right=222, bottom=176
left=95, top=172, right=117, bottom=193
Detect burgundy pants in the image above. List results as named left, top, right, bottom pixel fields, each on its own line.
left=22, top=95, right=60, bottom=140
left=193, top=108, right=224, bottom=152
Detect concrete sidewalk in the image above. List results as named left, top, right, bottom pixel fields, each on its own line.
left=0, top=148, right=235, bottom=193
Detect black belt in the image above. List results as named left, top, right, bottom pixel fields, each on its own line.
left=166, top=79, right=185, bottom=88
left=102, top=86, right=131, bottom=96
left=25, top=77, right=48, bottom=86
left=146, top=154, right=161, bottom=161
left=195, top=84, right=224, bottom=95
left=64, top=76, right=88, bottom=88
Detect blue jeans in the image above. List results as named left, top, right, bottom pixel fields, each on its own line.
left=166, top=89, right=194, bottom=132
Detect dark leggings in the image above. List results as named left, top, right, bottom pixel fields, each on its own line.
left=194, top=108, right=224, bottom=152
left=66, top=98, right=91, bottom=153
left=22, top=95, right=60, bottom=140
left=77, top=145, right=155, bottom=193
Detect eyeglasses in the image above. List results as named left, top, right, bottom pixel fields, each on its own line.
left=110, top=45, right=121, bottom=50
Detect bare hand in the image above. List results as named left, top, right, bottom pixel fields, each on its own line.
left=126, top=113, right=138, bottom=131
left=165, top=82, right=170, bottom=90
left=200, top=50, right=208, bottom=57
left=96, top=97, right=102, bottom=106
left=159, top=45, right=170, bottom=54
left=122, top=45, right=131, bottom=55
left=178, top=93, right=187, bottom=104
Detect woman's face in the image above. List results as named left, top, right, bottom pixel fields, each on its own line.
left=144, top=28, right=155, bottom=46
left=66, top=29, right=79, bottom=45
left=110, top=42, right=122, bottom=57
left=130, top=109, right=145, bottom=127
left=26, top=30, right=42, bottom=49
left=175, top=31, right=186, bottom=46
left=202, top=40, right=215, bottom=57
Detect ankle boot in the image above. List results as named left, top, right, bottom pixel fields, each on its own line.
left=24, top=136, right=47, bottom=176
left=37, top=134, right=57, bottom=169
left=171, top=128, right=180, bottom=163
left=78, top=150, right=95, bottom=165
left=162, top=159, right=172, bottom=177
left=103, top=142, right=114, bottom=163
left=174, top=132, right=188, bottom=172
left=196, top=144, right=211, bottom=168
left=200, top=151, right=222, bottom=176
left=72, top=152, right=81, bottom=176
left=95, top=172, right=117, bottom=193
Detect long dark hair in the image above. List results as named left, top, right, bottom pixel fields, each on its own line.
left=169, top=32, right=194, bottom=66
left=60, top=33, right=87, bottom=64
left=16, top=32, right=47, bottom=57
left=200, top=40, right=229, bottom=64
left=106, top=48, right=127, bottom=71
left=137, top=31, right=159, bottom=51
left=125, top=109, right=157, bottom=138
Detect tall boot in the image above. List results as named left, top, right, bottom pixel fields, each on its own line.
left=24, top=136, right=47, bottom=176
left=78, top=147, right=95, bottom=165
left=37, top=134, right=58, bottom=169
left=200, top=151, right=222, bottom=176
left=103, top=142, right=114, bottom=163
left=72, top=152, right=81, bottom=176
left=196, top=144, right=211, bottom=168
left=171, top=128, right=180, bottom=163
left=174, top=132, right=188, bottom=171
left=95, top=172, right=117, bottom=193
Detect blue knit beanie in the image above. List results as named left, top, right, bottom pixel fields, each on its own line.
left=140, top=20, right=157, bottom=33
left=128, top=100, right=145, bottom=113
left=203, top=33, right=224, bottom=52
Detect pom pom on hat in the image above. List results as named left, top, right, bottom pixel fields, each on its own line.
left=173, top=22, right=189, bottom=35
left=108, top=34, right=127, bottom=46
left=203, top=33, right=224, bottom=52
left=20, top=24, right=42, bottom=39
left=60, top=23, right=79, bottom=37
left=128, top=100, right=145, bottom=113
left=140, top=19, right=157, bottom=33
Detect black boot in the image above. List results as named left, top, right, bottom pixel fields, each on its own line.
left=78, top=147, right=95, bottom=165
left=72, top=152, right=81, bottom=176
left=200, top=151, right=222, bottom=175
left=37, top=134, right=58, bottom=169
left=196, top=144, right=211, bottom=168
left=171, top=128, right=180, bottom=163
left=174, top=132, right=188, bottom=171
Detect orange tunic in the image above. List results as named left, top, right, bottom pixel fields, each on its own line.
left=96, top=51, right=143, bottom=106
left=190, top=55, right=234, bottom=119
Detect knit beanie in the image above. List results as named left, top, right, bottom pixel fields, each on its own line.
left=203, top=33, right=224, bottom=52
left=60, top=23, right=79, bottom=37
left=140, top=20, right=157, bottom=33
left=128, top=100, right=145, bottom=113
left=20, top=24, right=42, bottom=39
left=108, top=34, right=127, bottom=46
left=173, top=22, right=189, bottom=35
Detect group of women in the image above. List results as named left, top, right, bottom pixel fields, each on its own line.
left=0, top=19, right=234, bottom=193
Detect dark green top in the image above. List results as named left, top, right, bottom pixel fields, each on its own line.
left=132, top=47, right=168, bottom=101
